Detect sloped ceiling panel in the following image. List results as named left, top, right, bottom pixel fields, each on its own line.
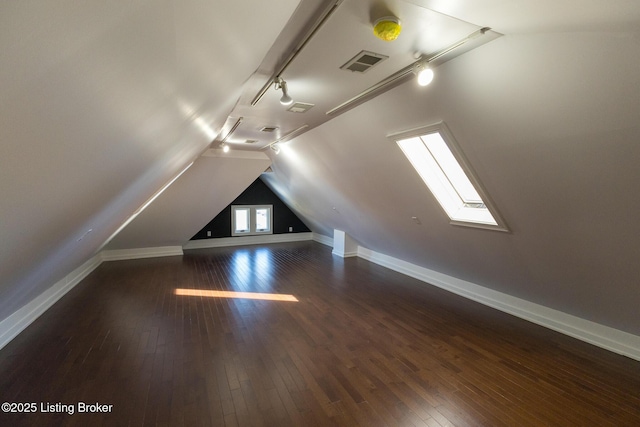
left=263, top=30, right=640, bottom=335
left=106, top=152, right=271, bottom=249
left=0, top=0, right=299, bottom=322
left=402, top=0, right=640, bottom=33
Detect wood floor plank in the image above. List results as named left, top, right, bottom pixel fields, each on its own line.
left=1, top=241, right=639, bottom=426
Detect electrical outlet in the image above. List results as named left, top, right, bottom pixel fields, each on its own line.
left=289, top=227, right=293, bottom=232
left=207, top=231, right=211, bottom=237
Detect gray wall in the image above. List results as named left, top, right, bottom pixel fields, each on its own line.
left=263, top=31, right=640, bottom=335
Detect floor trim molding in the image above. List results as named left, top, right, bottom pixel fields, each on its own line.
left=183, top=233, right=313, bottom=250
left=101, top=246, right=184, bottom=261
left=4, top=240, right=639, bottom=362
left=312, top=233, right=333, bottom=247
left=0, top=254, right=103, bottom=351
left=332, top=249, right=358, bottom=258
left=0, top=246, right=183, bottom=351
left=357, top=246, right=640, bottom=361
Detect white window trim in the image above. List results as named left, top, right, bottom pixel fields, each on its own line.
left=231, top=205, right=273, bottom=236
left=389, top=122, right=509, bottom=232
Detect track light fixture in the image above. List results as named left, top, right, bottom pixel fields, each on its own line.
left=215, top=117, right=241, bottom=152
left=274, top=77, right=293, bottom=106
left=413, top=60, right=434, bottom=86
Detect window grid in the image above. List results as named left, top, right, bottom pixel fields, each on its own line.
left=231, top=205, right=273, bottom=236
left=391, top=122, right=508, bottom=232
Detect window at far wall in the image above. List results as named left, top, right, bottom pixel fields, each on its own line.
left=232, top=205, right=273, bottom=236
left=390, top=122, right=508, bottom=231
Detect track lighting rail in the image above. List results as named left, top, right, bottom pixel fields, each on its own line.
left=326, top=27, right=492, bottom=117
left=250, top=0, right=344, bottom=106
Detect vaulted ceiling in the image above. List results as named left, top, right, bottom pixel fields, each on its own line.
left=2, top=0, right=640, bottom=342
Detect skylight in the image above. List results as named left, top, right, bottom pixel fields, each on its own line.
left=392, top=122, right=507, bottom=231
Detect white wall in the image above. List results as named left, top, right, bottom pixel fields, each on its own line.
left=263, top=31, right=640, bottom=336
left=106, top=151, right=271, bottom=250
left=0, top=0, right=300, bottom=323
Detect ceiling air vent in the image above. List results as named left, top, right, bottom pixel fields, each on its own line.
left=340, top=50, right=388, bottom=73
left=287, top=102, right=314, bottom=113
left=260, top=126, right=278, bottom=132
left=244, top=139, right=258, bottom=144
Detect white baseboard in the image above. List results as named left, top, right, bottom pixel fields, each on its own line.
left=0, top=254, right=103, bottom=351
left=312, top=233, right=333, bottom=247
left=183, top=232, right=313, bottom=250
left=101, top=246, right=183, bottom=261
left=0, top=245, right=185, bottom=351
left=332, top=249, right=358, bottom=258
left=5, top=240, right=639, bottom=363
left=357, top=247, right=640, bottom=361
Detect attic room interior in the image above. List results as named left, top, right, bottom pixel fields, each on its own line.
left=1, top=0, right=640, bottom=425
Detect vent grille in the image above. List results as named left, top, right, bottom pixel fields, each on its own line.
left=287, top=102, right=314, bottom=113
left=340, top=51, right=388, bottom=73
left=244, top=139, right=258, bottom=144
left=260, top=126, right=278, bottom=132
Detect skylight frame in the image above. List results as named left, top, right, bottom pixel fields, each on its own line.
left=390, top=122, right=509, bottom=232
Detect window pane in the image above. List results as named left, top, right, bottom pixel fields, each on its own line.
left=394, top=125, right=503, bottom=229
left=421, top=133, right=482, bottom=203
left=397, top=137, right=461, bottom=215
left=255, top=208, right=269, bottom=232
left=235, top=208, right=250, bottom=233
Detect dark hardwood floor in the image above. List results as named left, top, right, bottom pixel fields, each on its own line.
left=1, top=241, right=639, bottom=426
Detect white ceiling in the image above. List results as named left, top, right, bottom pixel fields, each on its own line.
left=214, top=0, right=640, bottom=151
left=0, top=0, right=299, bottom=321
left=219, top=0, right=497, bottom=150
left=410, top=0, right=640, bottom=33
left=2, top=0, right=640, bottom=342
left=262, top=26, right=640, bottom=334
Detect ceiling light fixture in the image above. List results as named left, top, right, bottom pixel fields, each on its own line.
left=250, top=0, right=343, bottom=106
left=373, top=16, right=401, bottom=41
left=414, top=60, right=434, bottom=86
left=271, top=144, right=281, bottom=154
left=327, top=27, right=494, bottom=117
left=215, top=117, right=242, bottom=151
left=274, top=77, right=293, bottom=105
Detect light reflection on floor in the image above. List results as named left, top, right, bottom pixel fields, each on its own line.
left=229, top=248, right=274, bottom=292
left=230, top=250, right=250, bottom=287
left=255, top=248, right=272, bottom=279
left=175, top=288, right=298, bottom=302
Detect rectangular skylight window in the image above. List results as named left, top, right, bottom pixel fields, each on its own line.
left=391, top=122, right=508, bottom=231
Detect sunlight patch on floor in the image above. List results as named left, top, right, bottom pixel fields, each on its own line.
left=175, top=288, right=298, bottom=302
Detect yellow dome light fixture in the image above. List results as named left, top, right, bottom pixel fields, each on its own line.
left=373, top=16, right=401, bottom=42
